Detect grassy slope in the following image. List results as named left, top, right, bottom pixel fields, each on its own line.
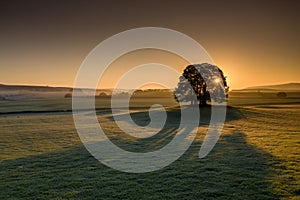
left=0, top=102, right=299, bottom=199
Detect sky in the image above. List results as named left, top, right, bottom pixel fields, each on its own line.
left=0, top=0, right=299, bottom=89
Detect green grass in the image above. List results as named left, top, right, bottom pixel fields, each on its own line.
left=0, top=102, right=299, bottom=199
left=0, top=98, right=180, bottom=115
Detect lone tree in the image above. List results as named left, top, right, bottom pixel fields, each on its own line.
left=174, top=63, right=229, bottom=106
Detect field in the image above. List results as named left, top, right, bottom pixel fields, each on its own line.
left=0, top=93, right=299, bottom=199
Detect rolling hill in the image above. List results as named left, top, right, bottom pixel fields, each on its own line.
left=242, top=83, right=300, bottom=91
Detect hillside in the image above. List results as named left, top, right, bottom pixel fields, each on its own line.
left=0, top=84, right=174, bottom=100
left=0, top=84, right=111, bottom=100
left=0, top=84, right=72, bottom=92
left=242, top=83, right=300, bottom=91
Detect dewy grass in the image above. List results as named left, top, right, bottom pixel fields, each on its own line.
left=0, top=98, right=299, bottom=199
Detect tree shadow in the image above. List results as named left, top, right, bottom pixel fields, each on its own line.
left=100, top=106, right=243, bottom=153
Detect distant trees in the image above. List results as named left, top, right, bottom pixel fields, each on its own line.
left=277, top=92, right=287, bottom=98
left=0, top=95, right=8, bottom=101
left=64, top=93, right=72, bottom=98
left=174, top=63, right=229, bottom=106
left=98, top=92, right=108, bottom=97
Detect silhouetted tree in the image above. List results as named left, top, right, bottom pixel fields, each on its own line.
left=174, top=63, right=229, bottom=106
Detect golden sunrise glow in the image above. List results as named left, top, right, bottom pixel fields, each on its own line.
left=0, top=1, right=298, bottom=89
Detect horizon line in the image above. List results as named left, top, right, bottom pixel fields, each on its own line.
left=1, top=82, right=300, bottom=91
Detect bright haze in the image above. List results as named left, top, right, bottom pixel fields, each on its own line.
left=0, top=0, right=299, bottom=89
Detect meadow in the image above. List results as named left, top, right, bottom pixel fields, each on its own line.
left=0, top=92, right=299, bottom=199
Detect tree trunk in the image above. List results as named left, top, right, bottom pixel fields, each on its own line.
left=200, top=98, right=207, bottom=106
left=201, top=85, right=207, bottom=106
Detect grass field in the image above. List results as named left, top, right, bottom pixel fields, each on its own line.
left=0, top=95, right=299, bottom=199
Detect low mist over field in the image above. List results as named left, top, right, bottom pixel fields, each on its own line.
left=1, top=82, right=300, bottom=101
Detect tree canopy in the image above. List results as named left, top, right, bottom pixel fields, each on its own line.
left=174, top=63, right=229, bottom=106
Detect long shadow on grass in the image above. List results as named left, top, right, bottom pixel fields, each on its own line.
left=0, top=107, right=281, bottom=199
left=101, top=106, right=243, bottom=153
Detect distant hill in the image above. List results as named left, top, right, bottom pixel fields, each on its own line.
left=0, top=84, right=173, bottom=100
left=229, top=83, right=300, bottom=100
left=0, top=84, right=111, bottom=93
left=238, top=83, right=300, bottom=91
left=0, top=84, right=73, bottom=92
left=0, top=84, right=111, bottom=100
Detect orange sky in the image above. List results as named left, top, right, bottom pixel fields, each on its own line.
left=0, top=0, right=299, bottom=89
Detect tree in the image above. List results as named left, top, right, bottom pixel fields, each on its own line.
left=98, top=92, right=108, bottom=97
left=64, top=93, right=72, bottom=98
left=174, top=63, right=229, bottom=106
left=276, top=92, right=287, bottom=98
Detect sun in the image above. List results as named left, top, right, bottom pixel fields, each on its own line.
left=214, top=78, right=221, bottom=84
